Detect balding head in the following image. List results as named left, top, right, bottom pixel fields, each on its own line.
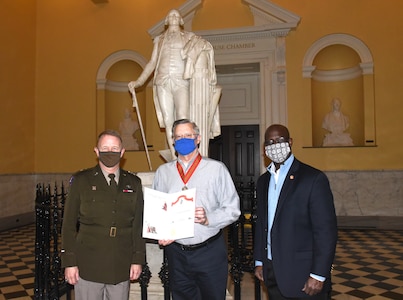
left=264, top=124, right=290, bottom=143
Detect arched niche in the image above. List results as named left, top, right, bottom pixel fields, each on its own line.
left=96, top=50, right=148, bottom=151
left=302, top=34, right=376, bottom=147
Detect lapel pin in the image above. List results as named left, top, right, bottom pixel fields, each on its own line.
left=92, top=186, right=97, bottom=190
left=290, top=175, right=294, bottom=180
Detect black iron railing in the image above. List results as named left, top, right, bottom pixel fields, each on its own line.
left=34, top=183, right=71, bottom=300
left=228, top=178, right=261, bottom=300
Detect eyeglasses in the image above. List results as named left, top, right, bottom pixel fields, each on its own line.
left=173, top=133, right=198, bottom=141
left=264, top=137, right=288, bottom=146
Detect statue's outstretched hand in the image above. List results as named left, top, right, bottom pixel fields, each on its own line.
left=128, top=81, right=139, bottom=94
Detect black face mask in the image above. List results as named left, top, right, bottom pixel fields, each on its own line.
left=98, top=151, right=121, bottom=167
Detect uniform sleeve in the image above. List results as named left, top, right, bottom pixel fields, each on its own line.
left=131, top=176, right=146, bottom=265
left=61, top=175, right=81, bottom=267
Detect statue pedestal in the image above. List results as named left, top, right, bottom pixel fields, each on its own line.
left=130, top=172, right=233, bottom=300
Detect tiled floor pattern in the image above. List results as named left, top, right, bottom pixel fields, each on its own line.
left=0, top=224, right=402, bottom=299
left=331, top=230, right=403, bottom=300
left=0, top=225, right=35, bottom=300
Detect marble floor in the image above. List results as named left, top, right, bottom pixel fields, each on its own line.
left=1, top=224, right=403, bottom=299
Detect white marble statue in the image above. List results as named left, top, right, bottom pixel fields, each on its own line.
left=182, top=35, right=221, bottom=157
left=119, top=108, right=140, bottom=150
left=322, top=98, right=354, bottom=147
left=128, top=9, right=221, bottom=160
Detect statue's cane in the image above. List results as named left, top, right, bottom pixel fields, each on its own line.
left=131, top=91, right=152, bottom=171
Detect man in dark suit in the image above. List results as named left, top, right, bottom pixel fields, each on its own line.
left=254, top=124, right=337, bottom=300
left=61, top=129, right=145, bottom=300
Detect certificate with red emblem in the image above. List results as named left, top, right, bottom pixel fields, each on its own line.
left=142, top=187, right=196, bottom=240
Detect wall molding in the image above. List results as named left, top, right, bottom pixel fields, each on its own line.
left=302, top=33, right=374, bottom=78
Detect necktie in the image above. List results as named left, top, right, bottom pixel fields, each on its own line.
left=108, top=174, right=117, bottom=189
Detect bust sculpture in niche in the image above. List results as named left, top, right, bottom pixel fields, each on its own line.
left=119, top=108, right=140, bottom=151
left=322, top=98, right=354, bottom=147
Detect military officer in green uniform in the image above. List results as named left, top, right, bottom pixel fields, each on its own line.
left=61, top=129, right=146, bottom=300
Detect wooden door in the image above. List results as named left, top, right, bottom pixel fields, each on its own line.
left=209, top=125, right=261, bottom=212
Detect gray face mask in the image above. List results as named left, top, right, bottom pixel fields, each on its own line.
left=265, top=142, right=291, bottom=164
left=98, top=151, right=121, bottom=167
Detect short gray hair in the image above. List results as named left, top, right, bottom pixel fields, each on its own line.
left=97, top=129, right=123, bottom=145
left=171, top=119, right=200, bottom=137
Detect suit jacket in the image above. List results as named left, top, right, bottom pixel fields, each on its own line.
left=253, top=158, right=337, bottom=297
left=61, top=165, right=146, bottom=284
